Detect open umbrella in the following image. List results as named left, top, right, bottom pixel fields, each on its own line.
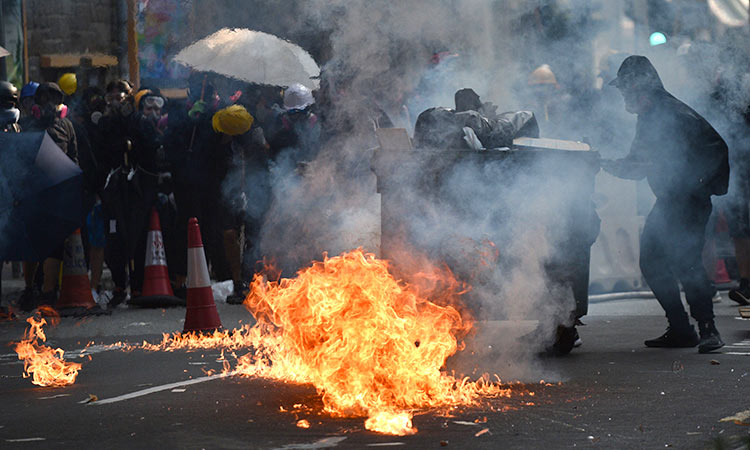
left=174, top=28, right=319, bottom=89
left=0, top=46, right=9, bottom=58
left=0, top=132, right=90, bottom=261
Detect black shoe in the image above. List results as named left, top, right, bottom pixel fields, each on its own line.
left=698, top=321, right=725, bottom=353
left=108, top=289, right=127, bottom=309
left=644, top=326, right=699, bottom=348
left=226, top=282, right=248, bottom=305
left=728, top=287, right=750, bottom=306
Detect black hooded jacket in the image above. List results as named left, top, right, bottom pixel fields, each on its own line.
left=610, top=88, right=729, bottom=199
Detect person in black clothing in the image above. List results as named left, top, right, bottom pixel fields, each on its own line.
left=602, top=55, right=729, bottom=353
left=71, top=87, right=108, bottom=301
left=0, top=81, right=20, bottom=316
left=18, top=82, right=79, bottom=310
left=97, top=80, right=163, bottom=307
left=164, top=75, right=229, bottom=295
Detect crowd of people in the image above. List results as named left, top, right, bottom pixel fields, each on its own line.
left=0, top=72, right=322, bottom=312
left=0, top=42, right=748, bottom=356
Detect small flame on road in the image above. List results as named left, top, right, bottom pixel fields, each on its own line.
left=14, top=314, right=81, bottom=387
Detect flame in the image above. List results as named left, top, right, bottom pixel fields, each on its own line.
left=14, top=315, right=81, bottom=387
left=365, top=411, right=417, bottom=436
left=230, top=249, right=510, bottom=434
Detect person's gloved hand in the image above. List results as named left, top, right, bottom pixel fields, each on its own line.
left=188, top=100, right=208, bottom=119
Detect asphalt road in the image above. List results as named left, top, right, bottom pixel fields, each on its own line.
left=1, top=294, right=749, bottom=450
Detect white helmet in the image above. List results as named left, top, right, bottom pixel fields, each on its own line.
left=283, top=83, right=314, bottom=111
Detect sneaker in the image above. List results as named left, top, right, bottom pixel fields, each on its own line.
left=728, top=286, right=750, bottom=306
left=711, top=291, right=722, bottom=303
left=697, top=321, right=725, bottom=353
left=644, top=326, right=699, bottom=348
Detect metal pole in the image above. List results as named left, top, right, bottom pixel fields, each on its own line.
left=126, top=0, right=139, bottom=88
left=22, top=0, right=28, bottom=83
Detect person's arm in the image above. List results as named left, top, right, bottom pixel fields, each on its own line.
left=601, top=118, right=649, bottom=180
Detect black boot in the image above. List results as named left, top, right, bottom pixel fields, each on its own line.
left=697, top=320, right=724, bottom=354
left=226, top=281, right=248, bottom=305
left=644, top=325, right=699, bottom=348
left=728, top=278, right=750, bottom=306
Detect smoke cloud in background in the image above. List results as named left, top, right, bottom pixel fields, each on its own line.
left=216, top=1, right=750, bottom=381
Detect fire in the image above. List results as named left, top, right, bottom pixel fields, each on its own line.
left=230, top=249, right=511, bottom=435
left=14, top=315, right=81, bottom=387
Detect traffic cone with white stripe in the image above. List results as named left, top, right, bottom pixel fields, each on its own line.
left=183, top=217, right=222, bottom=332
left=129, top=208, right=184, bottom=308
left=57, top=229, right=108, bottom=316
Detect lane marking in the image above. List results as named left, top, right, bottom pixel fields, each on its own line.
left=91, top=373, right=231, bottom=405
left=6, top=438, right=46, bottom=442
left=724, top=352, right=750, bottom=356
left=38, top=394, right=71, bottom=400
left=273, top=437, right=348, bottom=450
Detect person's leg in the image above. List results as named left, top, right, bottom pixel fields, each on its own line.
left=640, top=199, right=697, bottom=347
left=104, top=229, right=128, bottom=307
left=41, top=257, right=61, bottom=306
left=23, top=262, right=36, bottom=288
left=18, top=262, right=39, bottom=311
left=676, top=197, right=724, bottom=353
left=224, top=229, right=242, bottom=285
left=729, top=238, right=750, bottom=305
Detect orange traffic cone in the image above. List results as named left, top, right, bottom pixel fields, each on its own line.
left=129, top=208, right=184, bottom=308
left=57, top=229, right=108, bottom=316
left=183, top=217, right=222, bottom=332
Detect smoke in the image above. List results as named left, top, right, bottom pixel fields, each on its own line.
left=218, top=1, right=749, bottom=381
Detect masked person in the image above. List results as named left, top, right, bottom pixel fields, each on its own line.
left=602, top=56, right=729, bottom=353
left=135, top=89, right=166, bottom=132
left=17, top=82, right=79, bottom=310
left=0, top=81, right=20, bottom=316
left=98, top=80, right=163, bottom=307
left=164, top=74, right=230, bottom=296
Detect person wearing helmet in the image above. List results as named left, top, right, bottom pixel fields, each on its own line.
left=19, top=81, right=39, bottom=117
left=164, top=73, right=233, bottom=297
left=0, top=81, right=20, bottom=316
left=269, top=83, right=320, bottom=165
left=0, top=81, right=20, bottom=132
left=602, top=55, right=729, bottom=353
left=135, top=88, right=166, bottom=129
left=16, top=81, right=79, bottom=310
left=98, top=79, right=166, bottom=308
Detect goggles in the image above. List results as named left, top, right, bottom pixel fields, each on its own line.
left=105, top=91, right=126, bottom=104
left=143, top=95, right=165, bottom=109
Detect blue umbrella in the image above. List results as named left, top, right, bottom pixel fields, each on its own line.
left=0, top=132, right=90, bottom=261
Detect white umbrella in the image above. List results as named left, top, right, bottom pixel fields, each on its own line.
left=174, top=28, right=319, bottom=90
left=0, top=46, right=10, bottom=58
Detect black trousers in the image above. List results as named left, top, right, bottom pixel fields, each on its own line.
left=640, top=195, right=715, bottom=325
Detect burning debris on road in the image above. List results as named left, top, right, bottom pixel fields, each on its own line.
left=13, top=249, right=528, bottom=436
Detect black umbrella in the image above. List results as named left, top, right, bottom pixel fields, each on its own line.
left=0, top=132, right=90, bottom=261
